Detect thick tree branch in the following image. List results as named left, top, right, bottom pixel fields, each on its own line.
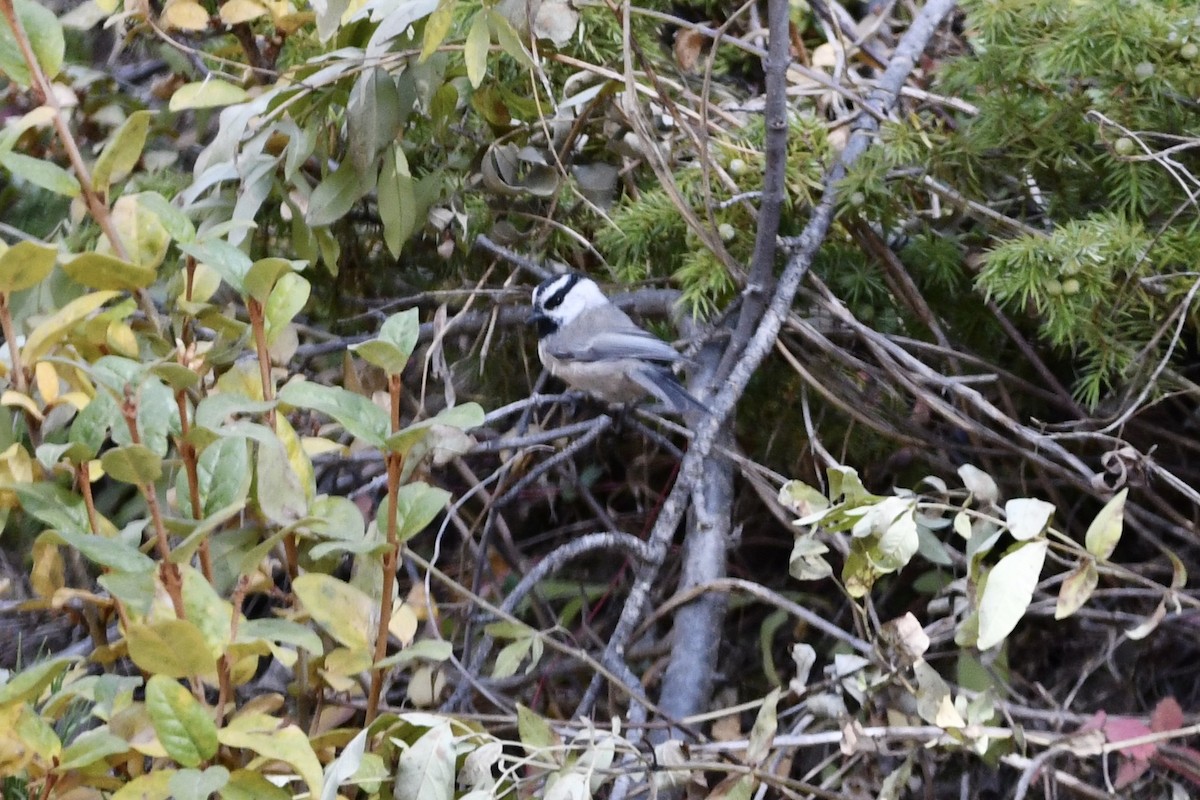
left=576, top=0, right=960, bottom=727
left=715, top=0, right=792, bottom=384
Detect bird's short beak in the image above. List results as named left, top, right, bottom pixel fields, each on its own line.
left=527, top=311, right=555, bottom=337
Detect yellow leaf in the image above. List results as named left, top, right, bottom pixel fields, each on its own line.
left=2, top=390, right=45, bottom=421
left=48, top=391, right=89, bottom=411
left=1054, top=559, right=1098, bottom=620
left=292, top=573, right=373, bottom=650
left=464, top=11, right=489, bottom=88
left=23, top=291, right=119, bottom=363
left=169, top=79, right=250, bottom=111
left=218, top=711, right=323, bottom=797
left=106, top=320, right=139, bottom=357
left=125, top=618, right=218, bottom=678
left=300, top=436, right=346, bottom=457
left=1084, top=488, right=1126, bottom=560
left=111, top=771, right=173, bottom=800
left=275, top=414, right=314, bottom=503
left=99, top=195, right=170, bottom=270
left=322, top=646, right=371, bottom=689
left=420, top=0, right=456, bottom=61
left=389, top=601, right=417, bottom=646
left=34, top=360, right=58, bottom=404
left=161, top=0, right=210, bottom=30
left=219, top=0, right=267, bottom=24
left=31, top=539, right=64, bottom=598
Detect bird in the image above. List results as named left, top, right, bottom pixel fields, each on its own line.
left=527, top=273, right=704, bottom=413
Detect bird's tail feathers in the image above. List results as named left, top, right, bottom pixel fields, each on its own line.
left=631, top=367, right=707, bottom=415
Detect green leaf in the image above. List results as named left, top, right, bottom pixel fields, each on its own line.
left=237, top=618, right=323, bottom=655
left=375, top=481, right=450, bottom=542
left=179, top=239, right=252, bottom=296
left=377, top=144, right=417, bottom=257
left=52, top=529, right=155, bottom=573
left=487, top=9, right=534, bottom=68
left=1085, top=488, right=1126, bottom=560
left=196, top=436, right=251, bottom=516
left=306, top=494, right=366, bottom=544
left=106, top=193, right=171, bottom=269
left=0, top=150, right=80, bottom=196
left=243, top=257, right=299, bottom=304
left=69, top=390, right=116, bottom=459
left=151, top=362, right=201, bottom=392
left=394, top=722, right=454, bottom=800
left=93, top=110, right=153, bottom=193
left=516, top=704, right=557, bottom=751
left=136, top=191, right=195, bottom=244
left=13, top=482, right=92, bottom=535
left=23, top=290, right=119, bottom=363
left=168, top=502, right=246, bottom=565
left=276, top=381, right=389, bottom=445
left=384, top=403, right=484, bottom=457
left=255, top=435, right=307, bottom=525
left=101, top=444, right=163, bottom=485
left=0, top=656, right=75, bottom=705
left=99, top=570, right=156, bottom=616
left=746, top=687, right=779, bottom=768
left=145, top=674, right=219, bottom=768
left=395, top=482, right=451, bottom=540
left=349, top=340, right=408, bottom=375
left=62, top=252, right=158, bottom=290
left=135, top=377, right=176, bottom=457
left=464, top=11, right=489, bottom=88
left=306, top=162, right=371, bottom=227
left=492, top=637, right=532, bottom=679
left=976, top=540, right=1048, bottom=650
left=375, top=638, right=454, bottom=669
left=264, top=272, right=310, bottom=345
left=221, top=769, right=292, bottom=800
left=350, top=309, right=419, bottom=374
left=0, top=0, right=65, bottom=87
left=168, top=767, right=229, bottom=800
left=348, top=67, right=402, bottom=178
left=379, top=308, right=421, bottom=361
left=180, top=565, right=234, bottom=653
left=0, top=240, right=57, bottom=292
left=57, top=729, right=131, bottom=770
left=193, top=393, right=275, bottom=432
left=169, top=79, right=250, bottom=111
left=125, top=618, right=216, bottom=678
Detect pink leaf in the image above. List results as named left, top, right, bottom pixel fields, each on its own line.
left=1151, top=696, right=1184, bottom=732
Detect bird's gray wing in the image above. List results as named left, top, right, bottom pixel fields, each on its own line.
left=572, top=330, right=682, bottom=363
left=541, top=307, right=683, bottom=363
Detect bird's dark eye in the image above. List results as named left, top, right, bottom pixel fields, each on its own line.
left=540, top=273, right=581, bottom=311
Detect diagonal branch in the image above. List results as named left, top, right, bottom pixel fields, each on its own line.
left=715, top=0, right=793, bottom=384
left=575, top=0, right=960, bottom=725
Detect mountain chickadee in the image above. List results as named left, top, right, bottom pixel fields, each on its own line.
left=528, top=273, right=703, bottom=413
